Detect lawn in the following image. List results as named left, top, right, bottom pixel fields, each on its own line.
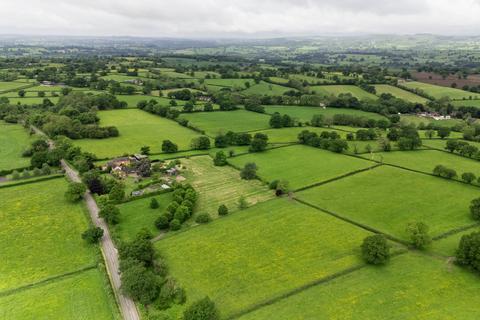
left=228, top=145, right=374, bottom=190
left=0, top=178, right=96, bottom=291
left=181, top=156, right=273, bottom=217
left=374, top=84, right=430, bottom=104
left=239, top=253, right=480, bottom=320
left=0, top=269, right=119, bottom=320
left=179, top=110, right=270, bottom=136
left=0, top=122, right=35, bottom=171
left=156, top=198, right=371, bottom=317
left=401, top=81, right=478, bottom=100
left=296, top=165, right=477, bottom=240
left=242, top=81, right=296, bottom=96
left=0, top=81, right=30, bottom=93
left=262, top=105, right=386, bottom=123
left=114, top=192, right=173, bottom=242
left=310, top=85, right=378, bottom=100
left=73, top=109, right=201, bottom=159
left=363, top=150, right=480, bottom=176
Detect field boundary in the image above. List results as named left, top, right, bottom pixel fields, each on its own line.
left=0, top=264, right=97, bottom=299
left=432, top=222, right=480, bottom=241
left=0, top=174, right=64, bottom=189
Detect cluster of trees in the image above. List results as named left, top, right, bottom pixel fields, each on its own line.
left=81, top=169, right=126, bottom=202
left=269, top=112, right=295, bottom=128
left=432, top=165, right=458, bottom=180
left=456, top=231, right=480, bottom=274
left=386, top=125, right=422, bottom=150
left=10, top=163, right=52, bottom=180
left=445, top=140, right=479, bottom=158
left=354, top=128, right=378, bottom=141
left=191, top=136, right=211, bottom=150
left=137, top=99, right=181, bottom=120
left=244, top=97, right=265, bottom=113
left=154, top=184, right=198, bottom=231
left=214, top=131, right=269, bottom=152
left=298, top=130, right=349, bottom=153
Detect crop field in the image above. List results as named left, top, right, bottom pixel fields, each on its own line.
left=73, top=109, right=201, bottom=159
left=0, top=122, right=34, bottom=171
left=0, top=178, right=96, bottom=291
left=262, top=105, right=386, bottom=122
left=310, top=85, right=378, bottom=100
left=114, top=193, right=173, bottom=242
left=400, top=81, right=477, bottom=100
left=156, top=198, right=371, bottom=317
left=373, top=84, right=430, bottom=104
left=181, top=156, right=273, bottom=217
left=0, top=81, right=30, bottom=93
left=228, top=145, right=374, bottom=189
left=179, top=110, right=270, bottom=136
left=364, top=149, right=480, bottom=176
left=242, top=81, right=296, bottom=96
left=0, top=269, right=118, bottom=320
left=238, top=253, right=480, bottom=320
left=296, top=165, right=477, bottom=240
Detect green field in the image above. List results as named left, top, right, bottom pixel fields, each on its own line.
left=179, top=110, right=270, bottom=136
left=365, top=150, right=480, bottom=176
left=262, top=105, right=386, bottom=122
left=0, top=269, right=118, bottom=320
left=401, top=81, right=478, bottom=100
left=239, top=253, right=480, bottom=320
left=297, top=165, right=477, bottom=240
left=0, top=178, right=96, bottom=291
left=156, top=198, right=371, bottom=317
left=0, top=122, right=35, bottom=171
left=228, top=145, right=374, bottom=189
left=400, top=114, right=465, bottom=127
left=73, top=109, right=201, bottom=159
left=452, top=99, right=480, bottom=108
left=100, top=74, right=150, bottom=82
left=114, top=192, right=173, bottom=242
left=374, top=84, right=430, bottom=104
left=25, top=85, right=66, bottom=92
left=2, top=96, right=60, bottom=105
left=115, top=94, right=185, bottom=107
left=422, top=138, right=479, bottom=150
left=242, top=81, right=296, bottom=96
left=0, top=81, right=30, bottom=93
left=182, top=156, right=273, bottom=217
left=310, top=85, right=378, bottom=100
left=204, top=78, right=254, bottom=89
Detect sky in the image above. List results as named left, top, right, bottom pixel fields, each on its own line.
left=2, top=0, right=480, bottom=38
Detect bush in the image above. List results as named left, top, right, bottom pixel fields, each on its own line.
left=268, top=180, right=279, bottom=190
left=470, top=198, right=480, bottom=220
left=213, top=151, right=227, bottom=166
left=150, top=198, right=159, bottom=209
left=121, top=263, right=160, bottom=304
left=456, top=232, right=480, bottom=273
left=361, top=234, right=390, bottom=265
left=238, top=196, right=248, bottom=210
left=155, top=215, right=170, bottom=230
left=195, top=213, right=212, bottom=224
left=65, top=182, right=86, bottom=202
left=240, top=162, right=257, bottom=180
left=170, top=219, right=181, bottom=230
left=406, top=222, right=431, bottom=249
left=81, top=227, right=104, bottom=243
left=99, top=204, right=120, bottom=225
left=462, top=172, right=476, bottom=184
left=162, top=140, right=178, bottom=153
left=218, top=204, right=228, bottom=216
left=183, top=296, right=219, bottom=320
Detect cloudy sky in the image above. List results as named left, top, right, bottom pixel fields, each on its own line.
left=2, top=0, right=480, bottom=38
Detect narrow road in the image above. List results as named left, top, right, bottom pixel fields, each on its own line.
left=31, top=125, right=139, bottom=320
left=62, top=160, right=140, bottom=320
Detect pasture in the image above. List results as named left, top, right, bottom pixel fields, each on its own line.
left=400, top=81, right=477, bottom=100
left=179, top=110, right=270, bottom=136
left=242, top=81, right=295, bottom=96
left=364, top=149, right=480, bottom=176
left=181, top=156, right=273, bottom=217
left=310, top=85, right=378, bottom=100
left=73, top=109, right=201, bottom=159
left=400, top=114, right=464, bottom=127
left=0, top=122, right=34, bottom=171
left=2, top=96, right=60, bottom=105
left=114, top=192, right=174, bottom=242
left=156, top=198, right=370, bottom=317
left=228, top=144, right=374, bottom=190
left=204, top=78, right=254, bottom=89
left=296, top=165, right=477, bottom=240
left=452, top=99, right=480, bottom=108
left=0, top=81, right=30, bottom=93
left=0, top=269, right=119, bottom=320
left=239, top=253, right=480, bottom=320
left=262, top=105, right=386, bottom=122
left=115, top=94, right=185, bottom=107
left=373, top=84, right=430, bottom=104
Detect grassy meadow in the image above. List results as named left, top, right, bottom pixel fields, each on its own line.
left=310, top=85, right=378, bottom=100
left=156, top=198, right=371, bottom=317
left=73, top=109, right=201, bottom=159
left=262, top=105, right=386, bottom=122
left=373, top=84, right=430, bottom=104
left=228, top=145, right=374, bottom=190
left=243, top=81, right=295, bottom=96
left=401, top=81, right=478, bottom=100
left=0, top=122, right=34, bottom=171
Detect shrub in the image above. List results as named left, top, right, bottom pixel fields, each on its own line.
left=41, top=163, right=51, bottom=175
left=240, top=162, right=257, bottom=180
left=470, top=198, right=480, bottom=220
left=195, top=213, right=212, bottom=224
left=213, top=151, right=227, bottom=166
left=406, top=222, right=431, bottom=249
left=150, top=198, right=159, bottom=209
left=11, top=170, right=20, bottom=180
left=170, top=219, right=181, bottom=230
left=462, top=172, right=476, bottom=184
left=361, top=234, right=390, bottom=265
left=238, top=196, right=248, bottom=210
left=162, top=140, right=178, bottom=153
left=268, top=180, right=279, bottom=190
left=456, top=231, right=480, bottom=273
left=65, top=182, right=86, bottom=202
left=99, top=204, right=120, bottom=225
left=218, top=204, right=229, bottom=216
left=81, top=227, right=104, bottom=243
left=155, top=215, right=170, bottom=230
left=183, top=296, right=220, bottom=320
